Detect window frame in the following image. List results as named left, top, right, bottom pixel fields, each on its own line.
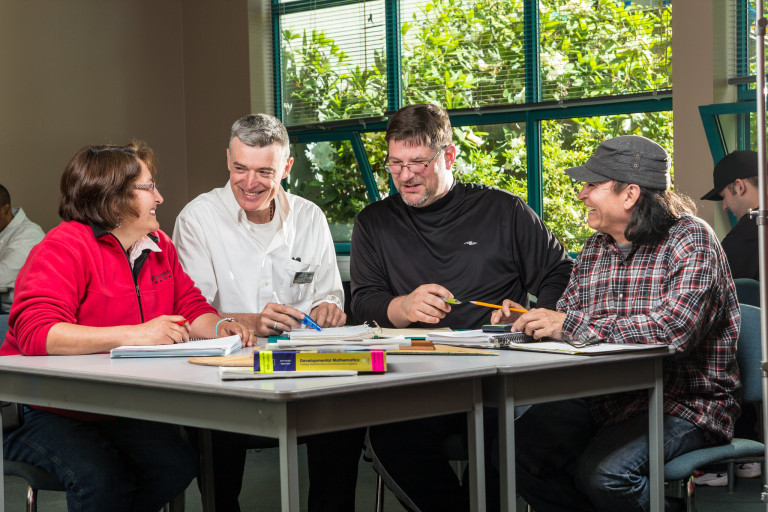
left=272, top=0, right=674, bottom=255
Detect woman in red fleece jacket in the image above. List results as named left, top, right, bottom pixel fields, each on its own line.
left=2, top=142, right=253, bottom=512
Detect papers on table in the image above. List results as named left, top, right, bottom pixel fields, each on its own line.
left=288, top=324, right=375, bottom=341
left=219, top=367, right=357, bottom=380
left=275, top=336, right=409, bottom=352
left=110, top=335, right=242, bottom=358
left=426, top=329, right=495, bottom=348
left=378, top=327, right=452, bottom=339
left=283, top=323, right=402, bottom=351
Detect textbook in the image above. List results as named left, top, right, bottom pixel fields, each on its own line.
left=254, top=350, right=386, bottom=373
left=110, top=335, right=242, bottom=358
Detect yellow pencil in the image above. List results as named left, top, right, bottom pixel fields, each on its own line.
left=470, top=301, right=528, bottom=313
left=441, top=297, right=528, bottom=314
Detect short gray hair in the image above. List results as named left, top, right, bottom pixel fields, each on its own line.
left=229, top=114, right=290, bottom=162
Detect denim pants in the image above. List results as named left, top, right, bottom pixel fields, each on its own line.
left=515, top=399, right=708, bottom=512
left=3, top=408, right=198, bottom=512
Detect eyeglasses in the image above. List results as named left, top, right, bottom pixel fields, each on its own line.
left=133, top=183, right=156, bottom=192
left=385, top=145, right=446, bottom=175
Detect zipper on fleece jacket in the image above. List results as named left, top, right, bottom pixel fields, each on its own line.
left=108, top=233, right=150, bottom=324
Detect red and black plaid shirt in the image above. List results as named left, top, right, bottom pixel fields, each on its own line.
left=559, top=214, right=741, bottom=444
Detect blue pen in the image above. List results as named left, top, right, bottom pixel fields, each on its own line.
left=273, top=292, right=322, bottom=331
left=297, top=314, right=322, bottom=331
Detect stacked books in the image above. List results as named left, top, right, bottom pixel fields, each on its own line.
left=253, top=350, right=386, bottom=373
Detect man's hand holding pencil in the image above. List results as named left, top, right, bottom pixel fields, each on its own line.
left=489, top=299, right=530, bottom=325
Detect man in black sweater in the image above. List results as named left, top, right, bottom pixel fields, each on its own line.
left=350, top=103, right=573, bottom=511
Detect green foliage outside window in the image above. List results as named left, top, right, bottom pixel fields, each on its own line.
left=279, top=0, right=673, bottom=253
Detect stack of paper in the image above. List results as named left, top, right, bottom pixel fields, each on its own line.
left=283, top=324, right=396, bottom=350
left=110, top=335, right=242, bottom=358
left=276, top=336, right=408, bottom=351
left=426, top=329, right=495, bottom=348
left=288, top=324, right=375, bottom=341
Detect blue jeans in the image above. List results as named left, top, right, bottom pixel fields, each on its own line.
left=516, top=399, right=708, bottom=512
left=3, top=408, right=198, bottom=512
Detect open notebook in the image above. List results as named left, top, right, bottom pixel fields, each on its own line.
left=491, top=332, right=670, bottom=356
left=110, top=335, right=242, bottom=358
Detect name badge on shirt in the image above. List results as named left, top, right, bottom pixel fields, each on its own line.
left=293, top=271, right=315, bottom=284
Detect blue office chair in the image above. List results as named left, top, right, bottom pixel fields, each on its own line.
left=3, top=402, right=185, bottom=512
left=734, top=278, right=760, bottom=307
left=664, top=303, right=765, bottom=512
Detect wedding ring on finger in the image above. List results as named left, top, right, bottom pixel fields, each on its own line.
left=273, top=321, right=278, bottom=330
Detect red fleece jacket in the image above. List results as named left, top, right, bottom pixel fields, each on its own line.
left=2, top=220, right=217, bottom=357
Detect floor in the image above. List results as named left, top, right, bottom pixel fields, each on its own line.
left=3, top=445, right=766, bottom=511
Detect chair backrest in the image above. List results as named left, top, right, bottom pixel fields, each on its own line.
left=1, top=401, right=22, bottom=434
left=736, top=303, right=763, bottom=404
left=734, top=278, right=760, bottom=307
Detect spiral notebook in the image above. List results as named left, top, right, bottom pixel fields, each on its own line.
left=491, top=332, right=669, bottom=356
left=110, top=335, right=242, bottom=358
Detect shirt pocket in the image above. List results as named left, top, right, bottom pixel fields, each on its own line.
left=275, top=259, right=320, bottom=306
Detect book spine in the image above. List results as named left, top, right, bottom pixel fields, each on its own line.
left=254, top=350, right=386, bottom=373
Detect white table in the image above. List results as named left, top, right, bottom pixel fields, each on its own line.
left=486, top=347, right=670, bottom=512
left=0, top=350, right=496, bottom=512
left=1, top=347, right=670, bottom=512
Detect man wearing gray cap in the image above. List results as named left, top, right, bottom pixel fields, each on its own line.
left=505, top=135, right=741, bottom=512
left=701, top=150, right=759, bottom=281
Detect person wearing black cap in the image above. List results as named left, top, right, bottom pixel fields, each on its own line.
left=701, top=150, right=759, bottom=281
left=504, top=135, right=741, bottom=512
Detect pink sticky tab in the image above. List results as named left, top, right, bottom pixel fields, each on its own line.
left=371, top=351, right=386, bottom=372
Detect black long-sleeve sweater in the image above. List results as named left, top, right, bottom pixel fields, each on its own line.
left=350, top=182, right=573, bottom=329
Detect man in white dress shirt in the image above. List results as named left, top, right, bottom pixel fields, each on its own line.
left=173, top=114, right=358, bottom=512
left=0, top=184, right=44, bottom=314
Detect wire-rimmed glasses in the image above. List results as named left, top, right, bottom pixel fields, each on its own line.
left=385, top=145, right=447, bottom=175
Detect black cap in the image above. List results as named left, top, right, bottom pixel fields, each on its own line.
left=701, top=150, right=758, bottom=201
left=564, top=135, right=671, bottom=190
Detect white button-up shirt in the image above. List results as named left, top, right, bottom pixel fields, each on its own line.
left=172, top=183, right=343, bottom=316
left=0, top=207, right=45, bottom=310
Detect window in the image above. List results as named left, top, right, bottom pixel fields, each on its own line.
left=272, top=0, right=674, bottom=252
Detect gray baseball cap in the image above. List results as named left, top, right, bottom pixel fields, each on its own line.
left=565, top=135, right=671, bottom=190
left=700, top=150, right=758, bottom=201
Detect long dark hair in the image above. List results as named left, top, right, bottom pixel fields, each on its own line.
left=613, top=181, right=697, bottom=246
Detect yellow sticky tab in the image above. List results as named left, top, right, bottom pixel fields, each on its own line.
left=259, top=351, right=274, bottom=373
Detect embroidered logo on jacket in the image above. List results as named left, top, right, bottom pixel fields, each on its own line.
left=464, top=241, right=478, bottom=246
left=152, top=269, right=172, bottom=284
